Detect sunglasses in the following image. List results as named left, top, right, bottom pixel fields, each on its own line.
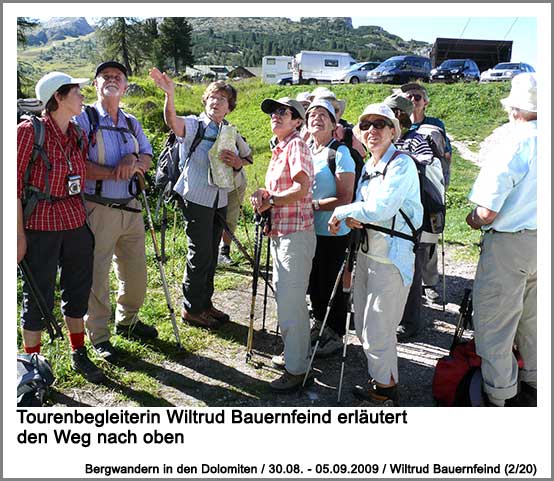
left=270, top=107, right=292, bottom=117
left=407, top=93, right=423, bottom=102
left=358, top=119, right=393, bottom=131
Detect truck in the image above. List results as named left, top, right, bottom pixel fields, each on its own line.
left=292, top=50, right=357, bottom=85
left=261, top=55, right=294, bottom=84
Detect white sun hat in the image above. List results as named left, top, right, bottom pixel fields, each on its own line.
left=500, top=72, right=537, bottom=113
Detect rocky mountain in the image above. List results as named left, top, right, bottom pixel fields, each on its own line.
left=27, top=17, right=93, bottom=45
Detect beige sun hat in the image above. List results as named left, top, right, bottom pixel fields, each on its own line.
left=309, top=87, right=346, bottom=119
left=500, top=73, right=537, bottom=112
left=353, top=103, right=401, bottom=142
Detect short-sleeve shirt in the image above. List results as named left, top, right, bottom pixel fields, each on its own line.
left=173, top=113, right=252, bottom=208
left=311, top=141, right=355, bottom=236
left=265, top=131, right=314, bottom=237
left=469, top=120, right=537, bottom=232
left=74, top=102, right=153, bottom=200
left=17, top=114, right=88, bottom=231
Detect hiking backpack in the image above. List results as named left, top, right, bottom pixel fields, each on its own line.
left=361, top=149, right=445, bottom=250
left=18, top=110, right=85, bottom=224
left=17, top=353, right=55, bottom=407
left=415, top=123, right=450, bottom=188
left=327, top=138, right=365, bottom=202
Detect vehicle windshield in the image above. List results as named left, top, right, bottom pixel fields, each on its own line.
left=379, top=59, right=402, bottom=69
left=440, top=60, right=465, bottom=69
left=348, top=63, right=365, bottom=71
left=494, top=63, right=520, bottom=70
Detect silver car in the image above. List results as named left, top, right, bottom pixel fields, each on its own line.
left=331, top=61, right=381, bottom=84
left=480, top=62, right=535, bottom=83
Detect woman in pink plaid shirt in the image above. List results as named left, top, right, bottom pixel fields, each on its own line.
left=251, top=97, right=316, bottom=393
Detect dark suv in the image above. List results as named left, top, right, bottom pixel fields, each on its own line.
left=430, top=59, right=480, bottom=83
left=366, top=55, right=431, bottom=84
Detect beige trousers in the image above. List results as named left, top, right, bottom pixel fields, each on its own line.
left=84, top=200, right=147, bottom=344
left=354, top=253, right=410, bottom=385
left=473, top=230, right=537, bottom=402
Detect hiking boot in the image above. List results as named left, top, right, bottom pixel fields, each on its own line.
left=269, top=370, right=313, bottom=393
left=271, top=352, right=286, bottom=369
left=182, top=309, right=220, bottom=329
left=352, top=379, right=398, bottom=407
left=116, top=319, right=158, bottom=340
left=518, top=382, right=537, bottom=407
left=314, top=327, right=343, bottom=358
left=310, top=319, right=324, bottom=344
left=206, top=305, right=230, bottom=324
left=396, top=325, right=420, bottom=342
left=71, top=346, right=105, bottom=383
left=93, top=340, right=120, bottom=364
left=423, top=286, right=440, bottom=303
left=218, top=245, right=233, bottom=265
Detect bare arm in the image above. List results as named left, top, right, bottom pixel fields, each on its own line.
left=149, top=67, right=185, bottom=137
left=256, top=170, right=311, bottom=213
left=316, top=172, right=355, bottom=211
left=466, top=205, right=498, bottom=230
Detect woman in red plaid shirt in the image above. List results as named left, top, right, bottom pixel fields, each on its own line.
left=17, top=72, right=104, bottom=383
left=251, top=97, right=316, bottom=393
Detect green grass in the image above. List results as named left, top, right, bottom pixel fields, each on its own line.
left=18, top=78, right=501, bottom=402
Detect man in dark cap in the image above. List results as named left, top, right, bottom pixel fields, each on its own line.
left=74, top=61, right=158, bottom=363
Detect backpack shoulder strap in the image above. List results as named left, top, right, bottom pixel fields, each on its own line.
left=326, top=139, right=342, bottom=176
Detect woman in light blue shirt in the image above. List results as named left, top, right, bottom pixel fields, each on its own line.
left=306, top=99, right=356, bottom=358
left=329, top=103, right=422, bottom=406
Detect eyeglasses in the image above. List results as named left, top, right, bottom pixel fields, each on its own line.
left=358, top=119, right=393, bottom=131
left=407, top=93, right=423, bottom=102
left=270, top=107, right=291, bottom=117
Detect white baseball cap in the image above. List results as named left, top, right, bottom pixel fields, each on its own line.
left=35, top=71, right=89, bottom=104
left=500, top=72, right=537, bottom=113
left=357, top=103, right=401, bottom=142
left=306, top=98, right=336, bottom=124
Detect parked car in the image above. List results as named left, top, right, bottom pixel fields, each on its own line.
left=276, top=76, right=293, bottom=86
left=480, top=62, right=535, bottom=83
left=292, top=50, right=357, bottom=84
left=366, top=55, right=431, bottom=84
left=430, top=59, right=480, bottom=83
left=331, top=61, right=381, bottom=84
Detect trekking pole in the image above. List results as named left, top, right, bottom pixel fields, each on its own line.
left=18, top=259, right=64, bottom=343
left=261, top=234, right=271, bottom=332
left=134, top=173, right=183, bottom=349
left=171, top=200, right=178, bottom=279
left=246, top=213, right=264, bottom=362
left=451, top=288, right=471, bottom=351
left=302, top=247, right=349, bottom=388
left=214, top=211, right=274, bottom=295
left=441, top=231, right=447, bottom=321
left=337, top=230, right=361, bottom=402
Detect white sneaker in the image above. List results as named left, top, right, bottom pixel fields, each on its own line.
left=271, top=353, right=285, bottom=369
left=314, top=328, right=343, bottom=358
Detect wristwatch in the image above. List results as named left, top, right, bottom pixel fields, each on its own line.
left=313, top=199, right=320, bottom=210
left=268, top=195, right=275, bottom=206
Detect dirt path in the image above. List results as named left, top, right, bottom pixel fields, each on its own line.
left=52, top=245, right=475, bottom=408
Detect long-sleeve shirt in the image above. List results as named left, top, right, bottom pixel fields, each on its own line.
left=332, top=143, right=423, bottom=285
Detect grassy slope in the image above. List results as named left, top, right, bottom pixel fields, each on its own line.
left=20, top=79, right=510, bottom=401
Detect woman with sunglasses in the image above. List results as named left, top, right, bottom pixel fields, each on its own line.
left=17, top=72, right=104, bottom=383
left=328, top=104, right=423, bottom=406
left=251, top=97, right=315, bottom=393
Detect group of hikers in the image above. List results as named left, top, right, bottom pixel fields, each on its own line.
left=17, top=60, right=537, bottom=407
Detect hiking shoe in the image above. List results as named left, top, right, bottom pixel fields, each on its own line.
left=314, top=328, right=343, bottom=358
left=396, top=325, right=420, bottom=342
left=310, top=319, right=324, bottom=344
left=271, top=352, right=286, bottom=369
left=218, top=245, right=233, bottom=265
left=269, top=370, right=313, bottom=393
left=352, top=380, right=398, bottom=407
left=93, top=340, right=120, bottom=364
left=182, top=309, right=220, bottom=329
left=423, top=286, right=440, bottom=302
left=206, top=305, right=230, bottom=324
left=116, top=319, right=158, bottom=340
left=71, top=346, right=105, bottom=383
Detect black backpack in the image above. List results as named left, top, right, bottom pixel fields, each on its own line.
left=17, top=353, right=55, bottom=407
left=326, top=138, right=365, bottom=202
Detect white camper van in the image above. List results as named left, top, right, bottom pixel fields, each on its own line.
left=292, top=50, right=357, bottom=84
left=262, top=55, right=294, bottom=84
